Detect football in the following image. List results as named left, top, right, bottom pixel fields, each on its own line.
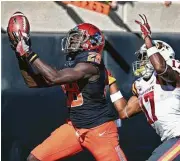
left=7, top=11, right=30, bottom=43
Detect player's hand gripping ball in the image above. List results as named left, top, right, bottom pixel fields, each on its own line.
left=7, top=12, right=31, bottom=51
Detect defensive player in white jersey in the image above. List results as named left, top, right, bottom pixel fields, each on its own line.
left=108, top=14, right=180, bottom=161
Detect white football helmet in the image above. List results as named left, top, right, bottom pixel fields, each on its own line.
left=132, top=40, right=175, bottom=79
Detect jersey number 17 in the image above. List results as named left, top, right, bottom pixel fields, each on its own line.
left=140, top=91, right=158, bottom=124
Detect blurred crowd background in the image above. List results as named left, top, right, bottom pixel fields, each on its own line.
left=1, top=1, right=180, bottom=33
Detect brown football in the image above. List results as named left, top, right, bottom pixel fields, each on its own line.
left=7, top=12, right=30, bottom=42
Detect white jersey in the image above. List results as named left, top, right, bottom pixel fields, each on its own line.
left=133, top=59, right=180, bottom=141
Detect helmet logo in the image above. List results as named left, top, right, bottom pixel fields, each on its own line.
left=93, top=32, right=102, bottom=44
left=156, top=42, right=169, bottom=50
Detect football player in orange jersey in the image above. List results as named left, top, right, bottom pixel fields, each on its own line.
left=7, top=12, right=127, bottom=161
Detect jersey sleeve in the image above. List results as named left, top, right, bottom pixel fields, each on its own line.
left=132, top=82, right=138, bottom=96
left=86, top=52, right=101, bottom=65
left=75, top=51, right=102, bottom=65
left=105, top=69, right=116, bottom=85
left=166, top=59, right=180, bottom=74
left=108, top=75, right=116, bottom=85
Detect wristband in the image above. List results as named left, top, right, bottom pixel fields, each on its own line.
left=110, top=91, right=123, bottom=103
left=147, top=46, right=159, bottom=58
left=27, top=52, right=39, bottom=64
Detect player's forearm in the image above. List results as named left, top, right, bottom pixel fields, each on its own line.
left=113, top=98, right=128, bottom=119
left=31, top=58, right=85, bottom=85
left=144, top=36, right=167, bottom=74
left=17, top=56, right=49, bottom=87
left=17, top=56, right=38, bottom=87
left=109, top=83, right=129, bottom=119
left=125, top=96, right=141, bottom=118
left=32, top=58, right=59, bottom=85
left=114, top=96, right=141, bottom=119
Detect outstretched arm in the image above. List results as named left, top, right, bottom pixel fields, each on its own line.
left=109, top=82, right=141, bottom=119
left=8, top=32, right=51, bottom=87
left=31, top=58, right=98, bottom=85
left=135, top=14, right=180, bottom=84
left=16, top=53, right=98, bottom=87
left=10, top=31, right=98, bottom=86
left=144, top=36, right=179, bottom=83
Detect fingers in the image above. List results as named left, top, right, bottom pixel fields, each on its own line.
left=143, top=14, right=148, bottom=23
left=136, top=14, right=148, bottom=25
left=12, top=31, right=19, bottom=42
left=135, top=14, right=151, bottom=39
left=135, top=20, right=142, bottom=25
left=18, top=30, right=23, bottom=41
left=11, top=30, right=23, bottom=42
left=139, top=14, right=146, bottom=24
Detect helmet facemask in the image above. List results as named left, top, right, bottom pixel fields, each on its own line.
left=61, top=29, right=89, bottom=53
left=132, top=40, right=175, bottom=79
left=132, top=50, right=154, bottom=79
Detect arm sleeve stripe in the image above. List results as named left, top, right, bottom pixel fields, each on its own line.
left=132, top=83, right=138, bottom=96
left=108, top=76, right=116, bottom=85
